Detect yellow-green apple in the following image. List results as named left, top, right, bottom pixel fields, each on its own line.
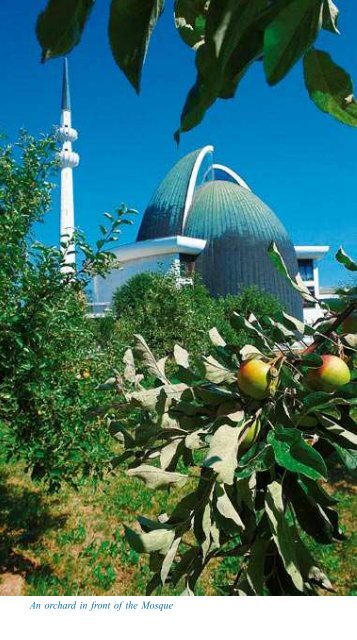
left=240, top=420, right=261, bottom=452
left=237, top=359, right=271, bottom=400
left=307, top=355, right=350, bottom=393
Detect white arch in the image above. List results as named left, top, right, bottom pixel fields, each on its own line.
left=212, top=164, right=252, bottom=191
left=182, top=145, right=214, bottom=231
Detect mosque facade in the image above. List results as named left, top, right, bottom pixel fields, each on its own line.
left=57, top=61, right=330, bottom=324
left=92, top=146, right=329, bottom=323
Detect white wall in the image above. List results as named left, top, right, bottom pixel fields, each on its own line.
left=92, top=253, right=179, bottom=312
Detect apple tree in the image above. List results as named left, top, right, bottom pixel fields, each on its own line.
left=99, top=245, right=356, bottom=595
left=0, top=131, right=135, bottom=491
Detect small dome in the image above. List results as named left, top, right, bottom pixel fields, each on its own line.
left=185, top=180, right=301, bottom=316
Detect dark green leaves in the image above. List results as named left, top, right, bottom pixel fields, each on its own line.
left=109, top=0, right=165, bottom=93
left=36, top=0, right=94, bottom=60
left=286, top=476, right=339, bottom=543
left=176, top=0, right=267, bottom=139
left=174, top=0, right=207, bottom=49
left=264, top=0, right=324, bottom=85
left=322, top=0, right=340, bottom=34
left=268, top=425, right=327, bottom=480
left=304, top=49, right=357, bottom=127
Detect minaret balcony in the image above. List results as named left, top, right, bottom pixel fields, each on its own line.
left=56, top=124, right=78, bottom=143
left=58, top=150, right=80, bottom=168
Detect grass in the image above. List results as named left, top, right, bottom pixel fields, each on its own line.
left=0, top=458, right=355, bottom=596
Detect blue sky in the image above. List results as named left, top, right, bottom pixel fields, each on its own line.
left=1, top=0, right=356, bottom=286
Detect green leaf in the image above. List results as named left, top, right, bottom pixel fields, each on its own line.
left=133, top=334, right=169, bottom=383
left=300, top=353, right=323, bottom=368
left=300, top=477, right=338, bottom=507
left=330, top=444, right=357, bottom=471
left=125, top=526, right=175, bottom=554
left=36, top=0, right=94, bottom=60
left=319, top=416, right=357, bottom=450
left=335, top=247, right=357, bottom=272
left=208, top=327, right=227, bottom=347
left=193, top=502, right=212, bottom=559
left=160, top=536, right=181, bottom=584
left=286, top=476, right=336, bottom=543
left=204, top=424, right=241, bottom=485
left=268, top=425, right=327, bottom=480
left=231, top=312, right=272, bottom=350
left=264, top=0, right=323, bottom=85
left=126, top=464, right=187, bottom=490
left=303, top=391, right=332, bottom=412
left=322, top=0, right=340, bottom=34
left=236, top=445, right=275, bottom=479
left=122, top=348, right=140, bottom=384
left=265, top=482, right=304, bottom=592
left=214, top=485, right=245, bottom=530
left=173, top=344, right=190, bottom=368
left=246, top=538, right=270, bottom=595
left=290, top=526, right=333, bottom=590
left=109, top=0, right=165, bottom=93
left=278, top=311, right=313, bottom=335
left=176, top=0, right=267, bottom=137
left=201, top=355, right=236, bottom=384
left=160, top=439, right=182, bottom=470
left=129, top=383, right=189, bottom=411
left=239, top=345, right=264, bottom=362
left=109, top=421, right=135, bottom=448
left=174, top=0, right=207, bottom=49
left=268, top=242, right=317, bottom=303
left=304, top=49, right=357, bottom=128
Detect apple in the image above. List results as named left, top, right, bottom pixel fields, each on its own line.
left=237, top=359, right=271, bottom=400
left=342, top=311, right=357, bottom=335
left=307, top=355, right=351, bottom=393
left=240, top=420, right=261, bottom=452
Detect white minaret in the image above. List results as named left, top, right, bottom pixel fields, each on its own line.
left=58, top=58, right=79, bottom=270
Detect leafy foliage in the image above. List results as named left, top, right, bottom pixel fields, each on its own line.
left=0, top=132, right=132, bottom=491
left=110, top=272, right=282, bottom=359
left=99, top=248, right=356, bottom=595
left=36, top=1, right=357, bottom=135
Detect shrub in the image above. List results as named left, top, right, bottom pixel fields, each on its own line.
left=112, top=272, right=283, bottom=360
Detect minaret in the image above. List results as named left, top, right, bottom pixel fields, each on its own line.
left=58, top=58, right=79, bottom=270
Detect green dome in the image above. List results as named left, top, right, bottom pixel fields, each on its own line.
left=136, top=147, right=302, bottom=318
left=138, top=148, right=207, bottom=241
left=184, top=181, right=301, bottom=316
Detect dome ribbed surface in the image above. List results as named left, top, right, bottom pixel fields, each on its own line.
left=184, top=181, right=301, bottom=317
left=138, top=148, right=203, bottom=241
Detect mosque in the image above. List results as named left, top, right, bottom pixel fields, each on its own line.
left=57, top=61, right=330, bottom=324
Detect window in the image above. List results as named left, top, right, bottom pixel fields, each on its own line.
left=298, top=259, right=314, bottom=281
left=303, top=286, right=316, bottom=308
